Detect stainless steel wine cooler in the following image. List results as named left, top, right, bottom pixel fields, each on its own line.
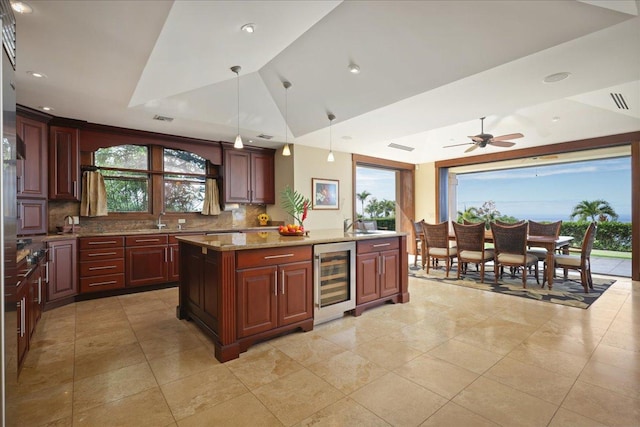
left=313, top=241, right=356, bottom=324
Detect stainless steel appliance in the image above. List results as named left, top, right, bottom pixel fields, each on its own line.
left=313, top=241, right=356, bottom=325
left=1, top=1, right=17, bottom=423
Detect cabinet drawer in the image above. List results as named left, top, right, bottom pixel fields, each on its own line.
left=79, top=236, right=124, bottom=250
left=80, top=273, right=125, bottom=293
left=126, top=234, right=168, bottom=246
left=80, top=259, right=125, bottom=277
left=236, top=245, right=312, bottom=269
left=357, top=238, right=399, bottom=254
left=79, top=248, right=125, bottom=262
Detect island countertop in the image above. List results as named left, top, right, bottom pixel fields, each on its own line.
left=175, top=229, right=406, bottom=251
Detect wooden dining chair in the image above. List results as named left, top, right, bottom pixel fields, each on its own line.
left=421, top=221, right=457, bottom=277
left=527, top=220, right=562, bottom=283
left=490, top=222, right=539, bottom=288
left=412, top=219, right=425, bottom=268
left=554, top=222, right=597, bottom=293
left=452, top=221, right=494, bottom=283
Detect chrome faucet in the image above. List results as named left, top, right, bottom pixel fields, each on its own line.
left=157, top=212, right=166, bottom=229
left=344, top=218, right=354, bottom=232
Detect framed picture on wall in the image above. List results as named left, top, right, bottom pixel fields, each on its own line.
left=312, top=178, right=339, bottom=210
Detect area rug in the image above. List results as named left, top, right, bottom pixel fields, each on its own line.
left=409, top=266, right=615, bottom=309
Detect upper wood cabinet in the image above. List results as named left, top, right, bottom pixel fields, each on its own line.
left=16, top=115, right=48, bottom=199
left=49, top=126, right=80, bottom=201
left=223, top=148, right=274, bottom=204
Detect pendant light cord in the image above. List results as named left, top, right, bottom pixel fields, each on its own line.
left=237, top=71, right=240, bottom=135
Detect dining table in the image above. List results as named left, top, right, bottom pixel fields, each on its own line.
left=440, top=231, right=574, bottom=289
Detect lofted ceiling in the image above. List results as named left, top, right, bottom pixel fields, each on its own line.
left=14, top=0, right=640, bottom=164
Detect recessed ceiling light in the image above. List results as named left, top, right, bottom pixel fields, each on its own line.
left=552, top=116, right=560, bottom=122
left=11, top=1, right=33, bottom=14
left=241, top=23, right=255, bottom=33
left=26, top=70, right=46, bottom=78
left=39, top=106, right=53, bottom=111
left=543, top=72, right=571, bottom=83
left=348, top=63, right=360, bottom=74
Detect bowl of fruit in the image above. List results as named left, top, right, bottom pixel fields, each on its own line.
left=279, top=224, right=305, bottom=236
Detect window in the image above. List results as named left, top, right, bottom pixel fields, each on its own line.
left=163, top=149, right=206, bottom=212
left=94, top=145, right=208, bottom=214
left=95, top=145, right=149, bottom=212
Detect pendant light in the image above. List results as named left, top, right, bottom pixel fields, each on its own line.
left=282, top=81, right=292, bottom=156
left=327, top=113, right=335, bottom=162
left=230, top=65, right=243, bottom=149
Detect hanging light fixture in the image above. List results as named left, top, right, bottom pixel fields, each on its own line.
left=230, top=65, right=243, bottom=149
left=282, top=81, right=292, bottom=156
left=327, top=113, right=335, bottom=162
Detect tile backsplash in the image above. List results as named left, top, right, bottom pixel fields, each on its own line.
left=48, top=201, right=269, bottom=234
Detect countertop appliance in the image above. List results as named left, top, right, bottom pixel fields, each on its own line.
left=313, top=241, right=356, bottom=325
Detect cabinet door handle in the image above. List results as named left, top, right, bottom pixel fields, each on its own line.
left=88, top=252, right=117, bottom=257
left=381, top=256, right=385, bottom=275
left=264, top=254, right=294, bottom=260
left=135, top=239, right=161, bottom=243
left=373, top=243, right=391, bottom=248
left=45, top=261, right=49, bottom=283
left=281, top=270, right=285, bottom=295
left=88, top=241, right=118, bottom=245
left=38, top=276, right=42, bottom=304
left=73, top=180, right=78, bottom=198
left=274, top=271, right=278, bottom=295
left=89, top=280, right=117, bottom=287
left=20, top=297, right=25, bottom=337
left=164, top=247, right=168, bottom=263
left=170, top=248, right=174, bottom=262
left=88, top=265, right=116, bottom=271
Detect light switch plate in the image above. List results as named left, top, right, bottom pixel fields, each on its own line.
left=72, top=216, right=80, bottom=225
left=178, top=219, right=186, bottom=224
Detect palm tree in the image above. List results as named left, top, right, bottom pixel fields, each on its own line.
left=457, top=206, right=481, bottom=223
left=570, top=199, right=618, bottom=222
left=380, top=199, right=396, bottom=217
left=356, top=190, right=371, bottom=216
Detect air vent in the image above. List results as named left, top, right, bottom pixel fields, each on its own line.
left=153, top=115, right=174, bottom=122
left=257, top=134, right=273, bottom=140
left=610, top=93, right=629, bottom=110
left=387, top=142, right=415, bottom=152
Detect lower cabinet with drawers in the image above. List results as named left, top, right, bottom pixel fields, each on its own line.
left=78, top=236, right=125, bottom=293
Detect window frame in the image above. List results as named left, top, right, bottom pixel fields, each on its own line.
left=86, top=144, right=215, bottom=220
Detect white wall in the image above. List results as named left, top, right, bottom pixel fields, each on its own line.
left=415, top=162, right=437, bottom=224
left=267, top=145, right=295, bottom=223
left=289, top=145, right=353, bottom=231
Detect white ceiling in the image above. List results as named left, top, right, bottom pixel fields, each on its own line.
left=14, top=0, right=640, bottom=164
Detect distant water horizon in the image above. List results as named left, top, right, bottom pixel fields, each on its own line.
left=516, top=213, right=631, bottom=223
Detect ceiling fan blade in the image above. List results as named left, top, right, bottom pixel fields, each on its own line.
left=468, top=135, right=484, bottom=143
left=464, top=144, right=479, bottom=153
left=491, top=132, right=523, bottom=142
left=488, top=140, right=516, bottom=148
left=443, top=142, right=473, bottom=148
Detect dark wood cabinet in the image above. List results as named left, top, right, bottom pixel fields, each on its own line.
left=355, top=237, right=401, bottom=315
left=49, top=126, right=80, bottom=201
left=47, top=238, right=78, bottom=303
left=236, top=247, right=312, bottom=339
left=125, top=234, right=169, bottom=287
left=223, top=148, right=274, bottom=204
left=17, top=199, right=47, bottom=236
left=79, top=236, right=125, bottom=293
left=16, top=115, right=48, bottom=199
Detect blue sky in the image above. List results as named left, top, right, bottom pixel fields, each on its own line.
left=456, top=157, right=631, bottom=222
left=356, top=157, right=631, bottom=222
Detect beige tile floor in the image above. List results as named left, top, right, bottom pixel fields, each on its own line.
left=6, top=272, right=639, bottom=427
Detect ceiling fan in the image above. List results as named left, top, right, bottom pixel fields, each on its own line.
left=444, top=117, right=524, bottom=153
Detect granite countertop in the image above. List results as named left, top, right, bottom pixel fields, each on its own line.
left=44, top=226, right=279, bottom=241
left=175, top=229, right=406, bottom=251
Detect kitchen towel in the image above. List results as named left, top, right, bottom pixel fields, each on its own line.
left=202, top=178, right=221, bottom=215
left=80, top=171, right=108, bottom=217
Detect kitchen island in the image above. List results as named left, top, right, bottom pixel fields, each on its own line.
left=176, top=229, right=409, bottom=362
